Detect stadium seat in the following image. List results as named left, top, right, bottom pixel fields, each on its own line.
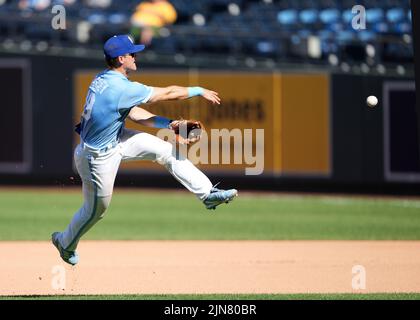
left=357, top=30, right=377, bottom=42
left=373, top=22, right=389, bottom=33
left=342, top=9, right=353, bottom=25
left=320, top=40, right=339, bottom=56
left=297, top=29, right=312, bottom=38
left=366, top=8, right=385, bottom=24
left=108, top=13, right=127, bottom=25
left=277, top=9, right=298, bottom=25
left=336, top=30, right=355, bottom=43
left=318, top=29, right=333, bottom=40
left=386, top=8, right=405, bottom=23
left=319, top=9, right=340, bottom=24
left=299, top=9, right=318, bottom=25
left=256, top=41, right=273, bottom=54
left=86, top=13, right=107, bottom=25
left=0, top=0, right=413, bottom=65
left=394, top=22, right=411, bottom=34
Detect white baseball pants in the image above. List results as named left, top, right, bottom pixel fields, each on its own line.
left=59, top=128, right=213, bottom=251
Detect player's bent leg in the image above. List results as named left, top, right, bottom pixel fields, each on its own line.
left=119, top=129, right=212, bottom=200
left=60, top=191, right=112, bottom=251
left=157, top=142, right=214, bottom=200
left=52, top=144, right=120, bottom=264
left=52, top=187, right=112, bottom=265
left=153, top=143, right=239, bottom=210
left=119, top=129, right=238, bottom=209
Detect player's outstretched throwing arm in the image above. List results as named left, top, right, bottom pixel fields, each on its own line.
left=148, top=86, right=221, bottom=105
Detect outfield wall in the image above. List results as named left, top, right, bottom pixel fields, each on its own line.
left=0, top=53, right=418, bottom=193
left=74, top=71, right=330, bottom=177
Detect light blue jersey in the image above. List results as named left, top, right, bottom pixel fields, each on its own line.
left=78, top=70, right=153, bottom=149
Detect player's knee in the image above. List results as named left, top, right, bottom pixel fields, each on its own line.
left=155, top=141, right=174, bottom=165
left=95, top=196, right=112, bottom=219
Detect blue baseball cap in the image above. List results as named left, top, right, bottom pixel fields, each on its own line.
left=103, top=35, right=145, bottom=58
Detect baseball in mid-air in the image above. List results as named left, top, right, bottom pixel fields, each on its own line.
left=366, top=95, right=378, bottom=107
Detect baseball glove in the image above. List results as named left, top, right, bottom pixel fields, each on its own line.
left=169, top=119, right=205, bottom=145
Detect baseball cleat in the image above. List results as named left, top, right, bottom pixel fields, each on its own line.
left=203, top=187, right=238, bottom=210
left=51, top=232, right=79, bottom=266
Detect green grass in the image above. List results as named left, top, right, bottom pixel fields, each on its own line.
left=0, top=189, right=419, bottom=240
left=1, top=293, right=420, bottom=300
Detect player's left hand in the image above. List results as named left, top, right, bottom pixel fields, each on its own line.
left=201, top=89, right=221, bottom=105
left=169, top=119, right=205, bottom=145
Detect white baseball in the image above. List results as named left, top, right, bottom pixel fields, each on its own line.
left=366, top=95, right=378, bottom=107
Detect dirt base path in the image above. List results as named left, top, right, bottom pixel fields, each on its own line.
left=1, top=241, right=420, bottom=296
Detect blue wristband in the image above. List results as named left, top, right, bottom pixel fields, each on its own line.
left=152, top=116, right=172, bottom=129
left=187, top=86, right=204, bottom=98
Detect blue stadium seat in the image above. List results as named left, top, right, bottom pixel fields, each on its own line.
left=318, top=30, right=333, bottom=39
left=89, top=14, right=107, bottom=25
left=394, top=22, right=411, bottom=34
left=277, top=9, right=298, bottom=25
left=366, top=8, right=385, bottom=24
left=0, top=0, right=413, bottom=65
left=290, top=34, right=302, bottom=46
left=319, top=9, right=340, bottom=24
left=357, top=30, right=376, bottom=42
left=373, top=22, right=389, bottom=33
left=341, top=9, right=353, bottom=25
left=321, top=41, right=338, bottom=55
left=336, top=30, right=355, bottom=43
left=297, top=29, right=312, bottom=38
left=299, top=9, right=318, bottom=24
left=317, top=28, right=337, bottom=54
left=386, top=8, right=405, bottom=23
left=108, top=13, right=127, bottom=25
left=255, top=39, right=284, bottom=57
left=328, top=22, right=344, bottom=32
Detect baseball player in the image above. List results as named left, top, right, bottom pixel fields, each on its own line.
left=52, top=34, right=238, bottom=266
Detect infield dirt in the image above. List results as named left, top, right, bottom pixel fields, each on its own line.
left=1, top=240, right=419, bottom=296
